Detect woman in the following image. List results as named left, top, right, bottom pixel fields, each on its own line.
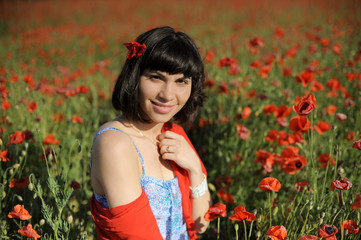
left=90, top=26, right=211, bottom=240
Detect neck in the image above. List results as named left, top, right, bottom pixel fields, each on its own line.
left=118, top=115, right=164, bottom=139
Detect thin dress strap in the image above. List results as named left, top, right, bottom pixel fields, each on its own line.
left=90, top=127, right=146, bottom=176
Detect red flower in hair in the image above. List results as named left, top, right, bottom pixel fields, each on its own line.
left=123, top=42, right=146, bottom=59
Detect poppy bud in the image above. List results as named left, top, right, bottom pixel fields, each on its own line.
left=321, top=212, right=326, bottom=218
left=0, top=139, right=2, bottom=146
left=9, top=169, right=13, bottom=175
left=25, top=142, right=29, bottom=149
left=16, top=194, right=23, bottom=201
left=28, top=183, right=34, bottom=191
left=39, top=219, right=45, bottom=225
left=77, top=145, right=81, bottom=153
left=48, top=154, right=53, bottom=162
left=319, top=218, right=324, bottom=224
left=256, top=231, right=261, bottom=238
left=337, top=167, right=345, bottom=176
left=21, top=150, right=27, bottom=156
left=33, top=193, right=37, bottom=199
left=234, top=223, right=239, bottom=231
left=12, top=163, right=20, bottom=169
left=67, top=215, right=73, bottom=224
left=273, top=206, right=278, bottom=215
left=2, top=191, right=5, bottom=198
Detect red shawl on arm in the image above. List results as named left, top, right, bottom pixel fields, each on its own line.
left=90, top=122, right=207, bottom=240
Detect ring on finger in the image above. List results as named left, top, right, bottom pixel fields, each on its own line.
left=166, top=146, right=170, bottom=152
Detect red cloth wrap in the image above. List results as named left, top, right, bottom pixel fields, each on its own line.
left=90, top=122, right=207, bottom=240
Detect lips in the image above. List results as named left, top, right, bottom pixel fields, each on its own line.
left=151, top=101, right=176, bottom=114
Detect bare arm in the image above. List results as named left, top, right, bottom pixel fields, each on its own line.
left=91, top=131, right=142, bottom=208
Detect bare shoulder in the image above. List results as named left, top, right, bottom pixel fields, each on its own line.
left=91, top=120, right=142, bottom=207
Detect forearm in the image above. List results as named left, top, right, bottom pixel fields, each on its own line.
left=189, top=170, right=212, bottom=233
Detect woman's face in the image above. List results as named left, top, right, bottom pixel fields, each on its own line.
left=138, top=70, right=192, bottom=124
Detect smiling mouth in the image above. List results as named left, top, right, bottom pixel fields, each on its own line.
left=151, top=101, right=176, bottom=114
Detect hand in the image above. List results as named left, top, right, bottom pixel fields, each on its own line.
left=157, top=131, right=202, bottom=173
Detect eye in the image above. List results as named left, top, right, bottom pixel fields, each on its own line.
left=149, top=74, right=161, bottom=80
left=177, top=78, right=190, bottom=85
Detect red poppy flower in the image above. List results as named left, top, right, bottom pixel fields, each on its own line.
left=289, top=115, right=310, bottom=132
left=299, top=235, right=319, bottom=240
left=7, top=131, right=25, bottom=146
left=205, top=50, right=215, bottom=63
left=0, top=149, right=9, bottom=162
left=18, top=224, right=40, bottom=240
left=274, top=105, right=292, bottom=119
left=276, top=118, right=289, bottom=127
left=351, top=194, right=361, bottom=210
left=9, top=177, right=29, bottom=189
left=258, top=65, right=272, bottom=78
left=241, top=107, right=251, bottom=119
left=250, top=60, right=262, bottom=69
left=326, top=79, right=341, bottom=90
left=276, top=146, right=307, bottom=175
left=293, top=94, right=317, bottom=116
left=217, top=188, right=234, bottom=204
left=27, top=101, right=37, bottom=113
left=266, top=225, right=287, bottom=240
left=317, top=224, right=338, bottom=240
left=343, top=220, right=359, bottom=234
left=264, top=104, right=278, bottom=115
left=317, top=154, right=335, bottom=168
left=23, top=130, right=35, bottom=142
left=331, top=177, right=352, bottom=191
left=217, top=57, right=237, bottom=67
left=345, top=72, right=355, bottom=82
left=123, top=42, right=146, bottom=59
left=70, top=180, right=81, bottom=190
left=249, top=37, right=264, bottom=48
left=1, top=98, right=10, bottom=110
left=229, top=206, right=256, bottom=221
left=204, top=202, right=227, bottom=221
left=259, top=177, right=281, bottom=192
left=295, top=181, right=310, bottom=192
left=310, top=80, right=324, bottom=92
left=76, top=85, right=89, bottom=94
left=72, top=115, right=83, bottom=123
left=236, top=124, right=250, bottom=140
left=254, top=149, right=276, bottom=173
left=324, top=105, right=337, bottom=115
left=347, top=131, right=355, bottom=141
left=204, top=79, right=216, bottom=88
left=215, top=176, right=233, bottom=189
left=42, top=134, right=60, bottom=145
left=218, top=82, right=229, bottom=94
left=353, top=139, right=361, bottom=150
left=296, top=71, right=314, bottom=87
left=335, top=113, right=347, bottom=123
left=313, top=121, right=332, bottom=135
left=8, top=204, right=32, bottom=220
left=274, top=27, right=285, bottom=37
left=282, top=68, right=292, bottom=77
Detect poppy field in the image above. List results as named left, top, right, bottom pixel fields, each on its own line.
left=1, top=0, right=361, bottom=239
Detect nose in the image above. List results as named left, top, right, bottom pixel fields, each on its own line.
left=158, top=82, right=174, bottom=102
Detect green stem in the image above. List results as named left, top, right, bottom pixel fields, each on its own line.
left=269, top=191, right=272, bottom=227
left=243, top=220, right=248, bottom=240
left=248, top=220, right=254, bottom=239
left=217, top=217, right=220, bottom=240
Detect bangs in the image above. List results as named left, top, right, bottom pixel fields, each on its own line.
left=140, top=37, right=202, bottom=78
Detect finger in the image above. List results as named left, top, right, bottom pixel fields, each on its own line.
left=159, top=138, right=177, bottom=149
left=158, top=131, right=181, bottom=141
left=161, top=152, right=177, bottom=161
left=160, top=144, right=174, bottom=155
